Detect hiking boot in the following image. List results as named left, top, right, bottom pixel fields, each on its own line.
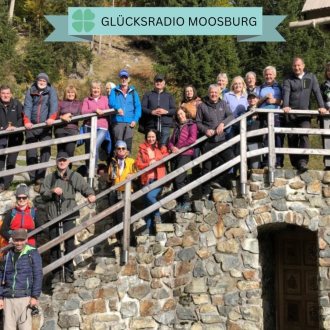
left=65, top=273, right=75, bottom=283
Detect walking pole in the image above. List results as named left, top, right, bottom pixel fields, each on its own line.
left=56, top=195, right=66, bottom=282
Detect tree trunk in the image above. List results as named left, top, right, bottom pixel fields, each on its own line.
left=8, top=0, right=15, bottom=24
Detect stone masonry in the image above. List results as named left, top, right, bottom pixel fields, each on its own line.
left=1, top=169, right=330, bottom=329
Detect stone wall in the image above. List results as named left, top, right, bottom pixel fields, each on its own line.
left=9, top=169, right=330, bottom=329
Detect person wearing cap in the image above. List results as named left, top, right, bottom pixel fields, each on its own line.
left=0, top=184, right=41, bottom=248
left=40, top=151, right=96, bottom=283
left=0, top=228, right=43, bottom=330
left=23, top=72, right=58, bottom=191
left=258, top=66, right=283, bottom=168
left=0, top=85, right=24, bottom=192
left=109, top=69, right=141, bottom=153
left=107, top=140, right=136, bottom=232
left=55, top=85, right=82, bottom=160
left=82, top=81, right=111, bottom=169
left=141, top=74, right=176, bottom=146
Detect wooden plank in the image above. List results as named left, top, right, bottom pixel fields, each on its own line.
left=240, top=117, right=247, bottom=194
left=88, top=115, right=97, bottom=185
left=122, top=181, right=132, bottom=264
left=268, top=112, right=276, bottom=182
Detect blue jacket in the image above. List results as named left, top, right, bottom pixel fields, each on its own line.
left=0, top=245, right=43, bottom=299
left=23, top=83, right=58, bottom=124
left=109, top=85, right=141, bottom=124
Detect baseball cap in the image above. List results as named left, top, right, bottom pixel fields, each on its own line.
left=248, top=92, right=259, bottom=98
left=115, top=140, right=127, bottom=149
left=154, top=74, right=165, bottom=81
left=118, top=69, right=129, bottom=78
left=11, top=229, right=28, bottom=240
left=56, top=151, right=69, bottom=161
left=36, top=72, right=49, bottom=83
left=15, top=184, right=29, bottom=197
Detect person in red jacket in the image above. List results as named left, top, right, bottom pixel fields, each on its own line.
left=0, top=184, right=41, bottom=247
left=135, top=129, right=168, bottom=235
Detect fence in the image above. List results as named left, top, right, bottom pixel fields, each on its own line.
left=1, top=108, right=330, bottom=272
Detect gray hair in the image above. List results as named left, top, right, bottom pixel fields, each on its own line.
left=263, top=66, right=277, bottom=77
left=208, top=84, right=220, bottom=93
left=216, top=72, right=228, bottom=83
left=245, top=71, right=256, bottom=80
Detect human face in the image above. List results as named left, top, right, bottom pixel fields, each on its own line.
left=57, top=158, right=69, bottom=171
left=185, top=87, right=194, bottom=100
left=154, top=79, right=165, bottom=92
left=147, top=131, right=157, bottom=145
left=37, top=79, right=47, bottom=90
left=0, top=88, right=12, bottom=103
left=120, top=76, right=129, bottom=87
left=292, top=58, right=305, bottom=76
left=66, top=90, right=76, bottom=101
left=91, top=84, right=101, bottom=98
left=177, top=109, right=187, bottom=123
left=217, top=77, right=227, bottom=89
left=245, top=74, right=256, bottom=88
left=116, top=146, right=127, bottom=157
left=248, top=96, right=258, bottom=106
left=106, top=84, right=112, bottom=96
left=13, top=238, right=27, bottom=252
left=208, top=87, right=220, bottom=103
left=17, top=195, right=28, bottom=208
left=233, top=79, right=244, bottom=94
left=264, top=69, right=276, bottom=85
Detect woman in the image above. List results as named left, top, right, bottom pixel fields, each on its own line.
left=216, top=72, right=229, bottom=98
left=168, top=107, right=197, bottom=212
left=82, top=81, right=111, bottom=168
left=0, top=184, right=41, bottom=247
left=135, top=129, right=168, bottom=235
left=259, top=66, right=283, bottom=168
left=181, top=85, right=201, bottom=119
left=55, top=85, right=82, bottom=158
left=105, top=81, right=116, bottom=97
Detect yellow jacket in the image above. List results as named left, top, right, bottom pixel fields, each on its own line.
left=108, top=157, right=136, bottom=191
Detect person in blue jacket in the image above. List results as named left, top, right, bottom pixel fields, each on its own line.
left=0, top=228, right=43, bottom=330
left=109, top=69, right=141, bottom=153
left=23, top=72, right=58, bottom=191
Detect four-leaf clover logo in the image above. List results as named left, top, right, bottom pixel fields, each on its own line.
left=72, top=9, right=95, bottom=33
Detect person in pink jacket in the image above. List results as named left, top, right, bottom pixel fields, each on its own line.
left=168, top=107, right=197, bottom=212
left=82, top=81, right=110, bottom=169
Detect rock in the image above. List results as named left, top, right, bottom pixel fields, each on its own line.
left=82, top=299, right=107, bottom=315
left=216, top=203, right=231, bottom=214
left=166, top=236, right=182, bottom=247
left=213, top=219, right=225, bottom=238
left=156, top=223, right=174, bottom=232
left=177, top=247, right=196, bottom=261
left=138, top=265, right=151, bottom=281
left=121, top=301, right=138, bottom=318
left=153, top=311, right=176, bottom=325
left=152, top=288, right=169, bottom=299
left=252, top=191, right=268, bottom=200
left=224, top=291, right=240, bottom=306
left=196, top=247, right=212, bottom=259
left=193, top=260, right=207, bottom=277
left=128, top=284, right=151, bottom=299
left=85, top=277, right=101, bottom=289
left=184, top=278, right=207, bottom=294
left=199, top=304, right=221, bottom=323
left=130, top=317, right=158, bottom=329
left=271, top=199, right=287, bottom=211
left=140, top=299, right=161, bottom=317
left=232, top=208, right=249, bottom=218
left=192, top=294, right=209, bottom=305
left=241, top=238, right=258, bottom=254
left=58, top=309, right=81, bottom=328
left=176, top=305, right=197, bottom=321
left=155, top=247, right=175, bottom=266
left=175, top=261, right=194, bottom=277
left=217, top=239, right=240, bottom=254
left=213, top=190, right=232, bottom=202
left=121, top=259, right=138, bottom=276
left=182, top=230, right=199, bottom=247
left=289, top=181, right=305, bottom=189
left=269, top=186, right=286, bottom=200
left=307, top=180, right=321, bottom=195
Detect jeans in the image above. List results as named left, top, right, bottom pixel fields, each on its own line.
left=85, top=127, right=108, bottom=167
left=159, top=126, right=171, bottom=147
left=144, top=179, right=162, bottom=230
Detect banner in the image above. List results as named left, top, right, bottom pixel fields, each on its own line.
left=45, top=7, right=286, bottom=42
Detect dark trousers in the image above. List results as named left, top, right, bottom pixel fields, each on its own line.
left=172, top=155, right=192, bottom=203
left=0, top=139, right=19, bottom=189
left=286, top=117, right=310, bottom=167
left=55, top=128, right=78, bottom=158
left=201, top=140, right=234, bottom=194
left=49, top=219, right=75, bottom=274
left=111, top=123, right=134, bottom=153
left=25, top=128, right=52, bottom=182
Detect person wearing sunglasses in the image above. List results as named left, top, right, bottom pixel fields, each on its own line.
left=0, top=184, right=41, bottom=248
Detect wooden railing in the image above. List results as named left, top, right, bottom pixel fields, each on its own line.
left=1, top=109, right=330, bottom=272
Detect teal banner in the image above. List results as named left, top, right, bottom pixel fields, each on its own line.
left=45, top=7, right=286, bottom=42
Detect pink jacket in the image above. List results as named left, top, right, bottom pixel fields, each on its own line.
left=82, top=95, right=109, bottom=129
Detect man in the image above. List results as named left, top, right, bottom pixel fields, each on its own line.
left=0, top=85, right=24, bottom=191
left=196, top=84, right=234, bottom=199
left=0, top=228, right=43, bottom=330
left=23, top=72, right=58, bottom=191
left=283, top=57, right=326, bottom=171
left=40, top=151, right=96, bottom=283
left=141, top=74, right=176, bottom=146
left=109, top=69, right=141, bottom=153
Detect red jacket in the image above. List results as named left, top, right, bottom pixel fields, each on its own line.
left=135, top=142, right=169, bottom=185
left=0, top=206, right=41, bottom=247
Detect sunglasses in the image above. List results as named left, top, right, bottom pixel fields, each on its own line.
left=116, top=147, right=126, bottom=151
left=17, top=196, right=27, bottom=200
left=57, top=158, right=68, bottom=162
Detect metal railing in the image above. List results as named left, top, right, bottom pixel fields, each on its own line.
left=1, top=108, right=329, bottom=272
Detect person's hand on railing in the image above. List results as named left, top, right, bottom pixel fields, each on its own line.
left=87, top=194, right=96, bottom=203
left=96, top=108, right=105, bottom=116
left=129, top=121, right=136, bottom=128
left=319, top=107, right=328, bottom=115
left=24, top=122, right=33, bottom=130
left=117, top=108, right=124, bottom=116
left=60, top=113, right=73, bottom=122
left=46, top=118, right=55, bottom=126
left=5, top=125, right=15, bottom=131
left=283, top=107, right=291, bottom=113
left=215, top=122, right=225, bottom=135
left=171, top=146, right=180, bottom=153
left=206, top=129, right=215, bottom=137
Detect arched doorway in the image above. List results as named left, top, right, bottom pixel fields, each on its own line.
left=259, top=224, right=319, bottom=330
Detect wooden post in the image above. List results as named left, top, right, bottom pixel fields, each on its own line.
left=240, top=117, right=247, bottom=195
left=88, top=115, right=97, bottom=187
left=268, top=112, right=275, bottom=183
left=121, top=181, right=131, bottom=264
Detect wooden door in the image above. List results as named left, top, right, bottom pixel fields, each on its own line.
left=276, top=230, right=319, bottom=330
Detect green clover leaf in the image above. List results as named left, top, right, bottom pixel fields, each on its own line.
left=72, top=9, right=95, bottom=33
